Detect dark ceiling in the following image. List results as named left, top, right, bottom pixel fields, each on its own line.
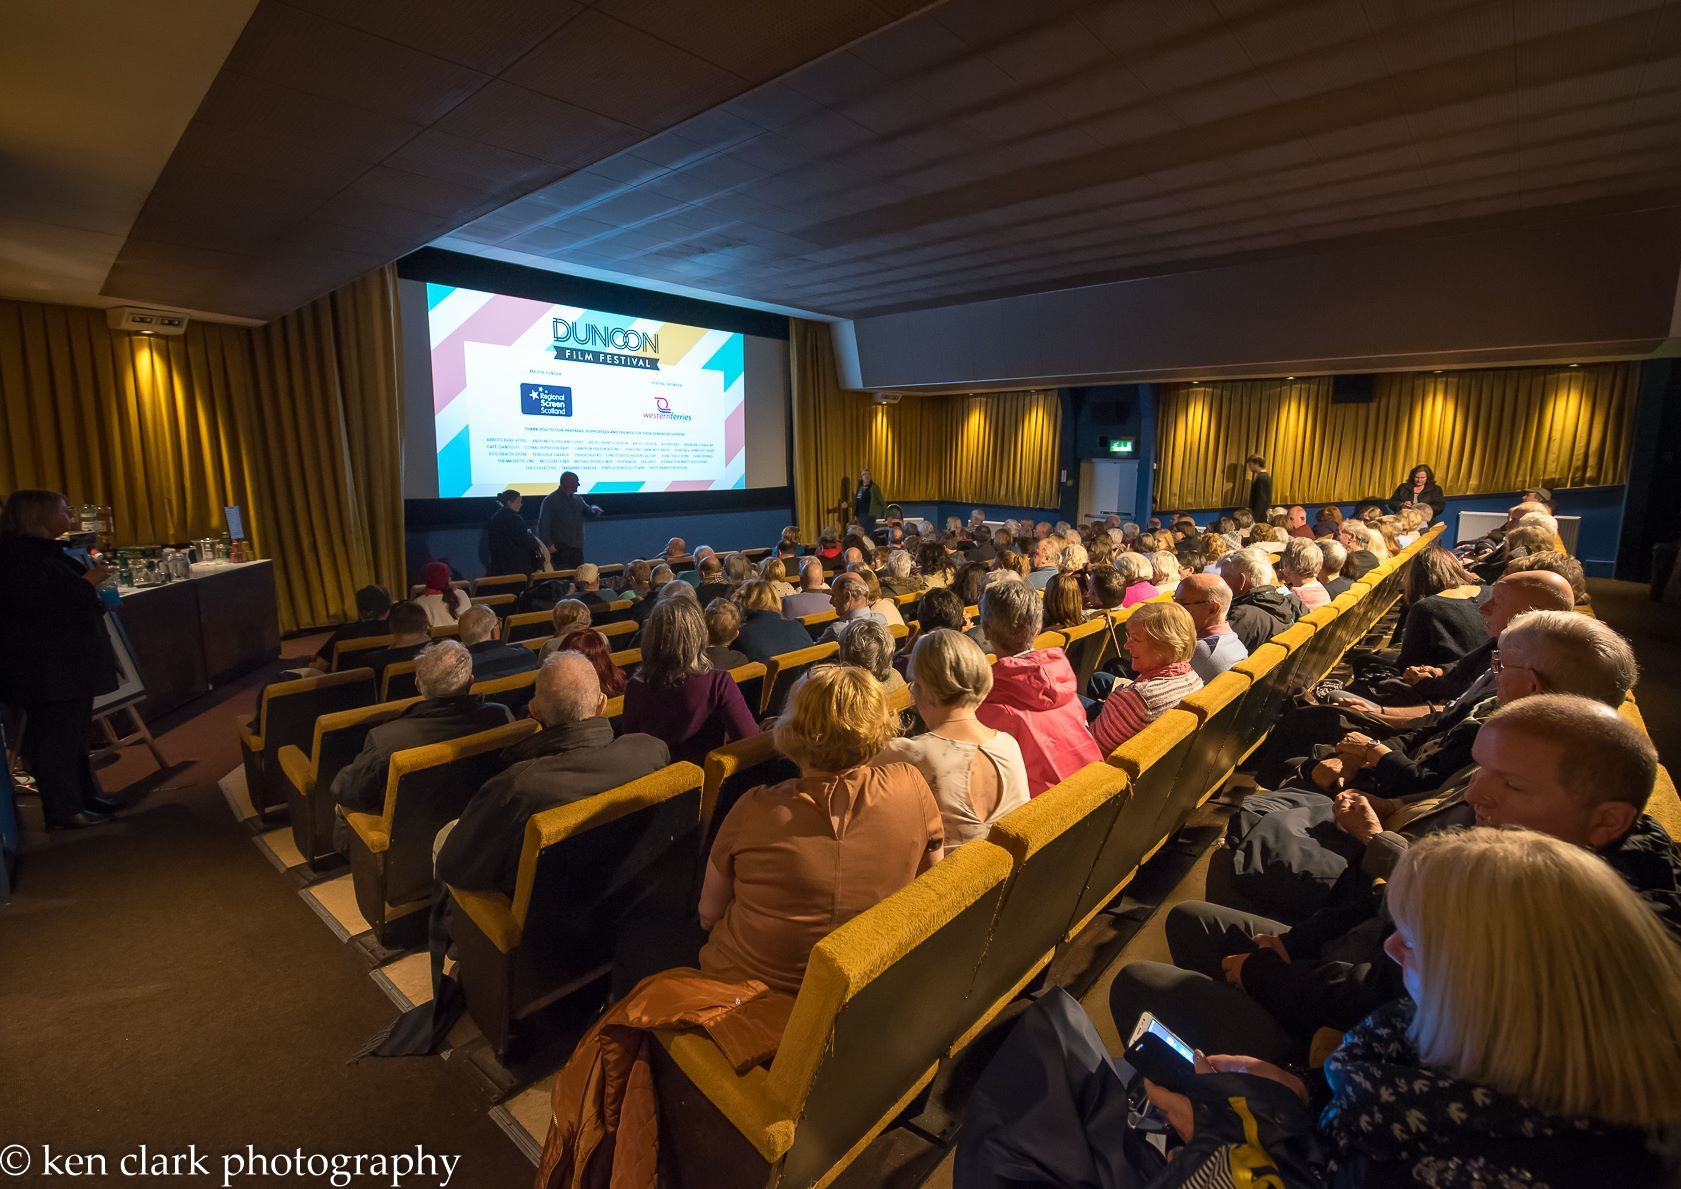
left=103, top=0, right=1681, bottom=322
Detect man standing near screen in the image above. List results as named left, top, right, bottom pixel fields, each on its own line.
left=854, top=468, right=887, bottom=537
left=537, top=471, right=603, bottom=570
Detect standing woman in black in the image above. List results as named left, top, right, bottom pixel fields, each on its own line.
left=482, top=488, right=546, bottom=576
left=1389, top=463, right=1446, bottom=519
left=0, top=490, right=120, bottom=828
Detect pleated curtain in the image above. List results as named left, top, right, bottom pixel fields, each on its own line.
left=790, top=319, right=1060, bottom=539
left=0, top=267, right=405, bottom=633
left=1153, top=363, right=1639, bottom=510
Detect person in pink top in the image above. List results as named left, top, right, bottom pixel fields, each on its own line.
left=1279, top=537, right=1330, bottom=610
left=1115, top=552, right=1160, bottom=607
left=973, top=581, right=1102, bottom=796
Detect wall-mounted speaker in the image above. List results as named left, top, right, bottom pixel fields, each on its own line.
left=1331, top=374, right=1376, bottom=404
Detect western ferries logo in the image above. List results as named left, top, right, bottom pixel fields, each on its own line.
left=645, top=395, right=691, bottom=422
left=551, top=319, right=660, bottom=370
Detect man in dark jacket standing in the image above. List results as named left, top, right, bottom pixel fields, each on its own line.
left=1219, top=549, right=1299, bottom=654
left=437, top=652, right=669, bottom=895
left=1244, top=453, right=1272, bottom=523
left=536, top=471, right=602, bottom=571
left=331, top=640, right=512, bottom=827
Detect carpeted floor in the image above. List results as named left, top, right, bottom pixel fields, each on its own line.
left=0, top=639, right=536, bottom=1187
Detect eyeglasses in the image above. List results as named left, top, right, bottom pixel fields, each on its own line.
left=1490, top=650, right=1536, bottom=678
left=1175, top=599, right=1216, bottom=608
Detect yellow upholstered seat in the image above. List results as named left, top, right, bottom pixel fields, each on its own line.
left=237, top=667, right=377, bottom=817
left=277, top=694, right=419, bottom=867
left=346, top=718, right=538, bottom=945
left=761, top=642, right=839, bottom=717
left=471, top=573, right=529, bottom=597
left=503, top=610, right=554, bottom=642
left=1031, top=628, right=1067, bottom=652
left=332, top=634, right=392, bottom=672
left=380, top=660, right=419, bottom=702
left=653, top=840, right=1014, bottom=1189
left=472, top=669, right=538, bottom=716
left=449, top=761, right=705, bottom=1059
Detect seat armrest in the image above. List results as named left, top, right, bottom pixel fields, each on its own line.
left=237, top=716, right=262, bottom=753
left=447, top=886, right=520, bottom=953
left=277, top=745, right=313, bottom=796
left=654, top=1030, right=796, bottom=1163
left=345, top=812, right=389, bottom=854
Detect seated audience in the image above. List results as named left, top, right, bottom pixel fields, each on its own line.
left=1277, top=538, right=1328, bottom=609
left=759, top=557, right=797, bottom=601
left=619, top=559, right=653, bottom=602
left=1148, top=549, right=1180, bottom=589
left=1174, top=574, right=1248, bottom=682
left=733, top=580, right=813, bottom=663
left=413, top=561, right=470, bottom=627
left=1091, top=602, right=1204, bottom=755
left=311, top=584, right=392, bottom=671
left=837, top=618, right=906, bottom=695
left=330, top=640, right=512, bottom=823
left=780, top=559, right=832, bottom=619
left=435, top=652, right=668, bottom=895
left=1111, top=694, right=1678, bottom=1068
left=560, top=628, right=626, bottom=697
left=1219, top=549, right=1299, bottom=654
left=1113, top=551, right=1159, bottom=606
left=909, top=586, right=988, bottom=652
left=1248, top=522, right=1286, bottom=556
left=1087, top=564, right=1127, bottom=614
left=951, top=561, right=991, bottom=607
left=569, top=562, right=610, bottom=604
left=1393, top=547, right=1487, bottom=668
left=662, top=537, right=687, bottom=562
left=996, top=549, right=1030, bottom=581
left=878, top=629, right=1028, bottom=849
left=1505, top=548, right=1589, bottom=605
left=1336, top=520, right=1380, bottom=577
left=975, top=581, right=1102, bottom=795
left=360, top=600, right=434, bottom=685
left=879, top=549, right=924, bottom=597
left=537, top=599, right=593, bottom=661
left=1041, top=573, right=1087, bottom=631
left=693, top=555, right=732, bottom=605
left=701, top=599, right=750, bottom=671
left=1027, top=538, right=1061, bottom=589
left=456, top=605, right=537, bottom=680
left=918, top=540, right=957, bottom=585
left=847, top=564, right=905, bottom=627
left=621, top=598, right=757, bottom=765
left=1318, top=540, right=1352, bottom=598
left=1284, top=504, right=1314, bottom=539
left=1313, top=504, right=1343, bottom=539
left=816, top=573, right=887, bottom=645
left=697, top=665, right=943, bottom=994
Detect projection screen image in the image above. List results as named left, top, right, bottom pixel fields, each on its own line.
left=427, top=283, right=749, bottom=496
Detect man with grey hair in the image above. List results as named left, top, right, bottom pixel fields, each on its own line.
left=1220, top=548, right=1299, bottom=654
left=1028, top=537, right=1061, bottom=590
left=817, top=572, right=886, bottom=645
left=679, top=545, right=715, bottom=588
left=1175, top=574, right=1247, bottom=682
left=330, top=639, right=513, bottom=831
left=881, top=549, right=923, bottom=597
left=975, top=580, right=1101, bottom=795
left=458, top=605, right=538, bottom=680
left=1318, top=539, right=1352, bottom=598
left=437, top=652, right=670, bottom=895
left=780, top=558, right=832, bottom=619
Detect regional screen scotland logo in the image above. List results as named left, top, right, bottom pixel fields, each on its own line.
left=520, top=383, right=573, bottom=417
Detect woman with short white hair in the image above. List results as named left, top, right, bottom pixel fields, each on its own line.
left=877, top=629, right=1028, bottom=848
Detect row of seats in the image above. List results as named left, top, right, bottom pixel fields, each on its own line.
left=412, top=544, right=781, bottom=601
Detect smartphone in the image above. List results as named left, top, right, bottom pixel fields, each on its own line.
left=1127, top=1012, right=1196, bottom=1065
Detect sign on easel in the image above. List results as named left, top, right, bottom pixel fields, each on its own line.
left=94, top=615, right=165, bottom=771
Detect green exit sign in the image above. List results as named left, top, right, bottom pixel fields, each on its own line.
left=1106, top=437, right=1135, bottom=455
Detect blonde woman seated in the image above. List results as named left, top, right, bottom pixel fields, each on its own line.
left=698, top=665, right=944, bottom=995
left=757, top=557, right=797, bottom=602
left=1091, top=602, right=1204, bottom=755
left=537, top=599, right=594, bottom=661
left=877, top=629, right=1028, bottom=849
left=837, top=618, right=906, bottom=696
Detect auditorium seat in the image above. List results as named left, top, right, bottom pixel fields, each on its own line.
left=727, top=661, right=767, bottom=721
left=344, top=719, right=538, bottom=945
left=972, top=763, right=1129, bottom=1038
left=589, top=599, right=635, bottom=626
left=278, top=696, right=420, bottom=867
left=1230, top=643, right=1290, bottom=764
left=472, top=573, right=529, bottom=597
left=472, top=669, right=537, bottom=717
left=1169, top=671, right=1254, bottom=825
left=650, top=839, right=1014, bottom=1189
left=1104, top=709, right=1200, bottom=874
left=1030, top=628, right=1067, bottom=652
left=381, top=660, right=419, bottom=702
left=448, top=761, right=705, bottom=1060
left=503, top=611, right=553, bottom=642
left=531, top=569, right=576, bottom=584
left=238, top=668, right=377, bottom=818
left=332, top=634, right=392, bottom=672
left=469, top=594, right=516, bottom=615
left=609, top=648, right=641, bottom=678
left=798, top=609, right=837, bottom=640
left=1059, top=616, right=1115, bottom=698
left=760, top=642, right=839, bottom=717
left=699, top=732, right=795, bottom=851
left=425, top=622, right=461, bottom=639
left=599, top=620, right=637, bottom=646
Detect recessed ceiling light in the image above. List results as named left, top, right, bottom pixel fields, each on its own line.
left=1285, top=375, right=1295, bottom=380
left=1567, top=363, right=1579, bottom=368
left=1433, top=369, right=1444, bottom=374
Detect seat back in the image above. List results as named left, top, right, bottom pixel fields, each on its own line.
left=381, top=720, right=538, bottom=905
left=473, top=670, right=538, bottom=716
left=766, top=841, right=1014, bottom=1189
left=727, top=661, right=766, bottom=722
left=290, top=695, right=419, bottom=860
left=504, top=610, right=554, bottom=642
left=1169, top=671, right=1253, bottom=827
left=427, top=621, right=462, bottom=638
left=800, top=609, right=838, bottom=640
left=1293, top=603, right=1344, bottom=689
left=1031, top=629, right=1067, bottom=652
left=257, top=668, right=376, bottom=765
left=382, top=660, right=419, bottom=701
left=599, top=619, right=638, bottom=645
left=473, top=573, right=529, bottom=597
left=975, top=764, right=1129, bottom=1030
left=1230, top=643, right=1289, bottom=761
left=332, top=634, right=392, bottom=672
left=761, top=642, right=839, bottom=717
left=609, top=648, right=642, bottom=680
left=511, top=763, right=706, bottom=1001
left=1269, top=621, right=1319, bottom=698
left=700, top=732, right=798, bottom=849
left=1059, top=617, right=1114, bottom=699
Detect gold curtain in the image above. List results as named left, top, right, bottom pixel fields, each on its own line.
left=790, top=319, right=1060, bottom=538
left=1154, top=363, right=1639, bottom=510
left=0, top=267, right=405, bottom=633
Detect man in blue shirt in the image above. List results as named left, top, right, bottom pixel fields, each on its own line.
left=536, top=471, right=602, bottom=570
left=1175, top=573, right=1249, bottom=682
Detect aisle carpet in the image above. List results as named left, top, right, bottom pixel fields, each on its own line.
left=0, top=646, right=536, bottom=1188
